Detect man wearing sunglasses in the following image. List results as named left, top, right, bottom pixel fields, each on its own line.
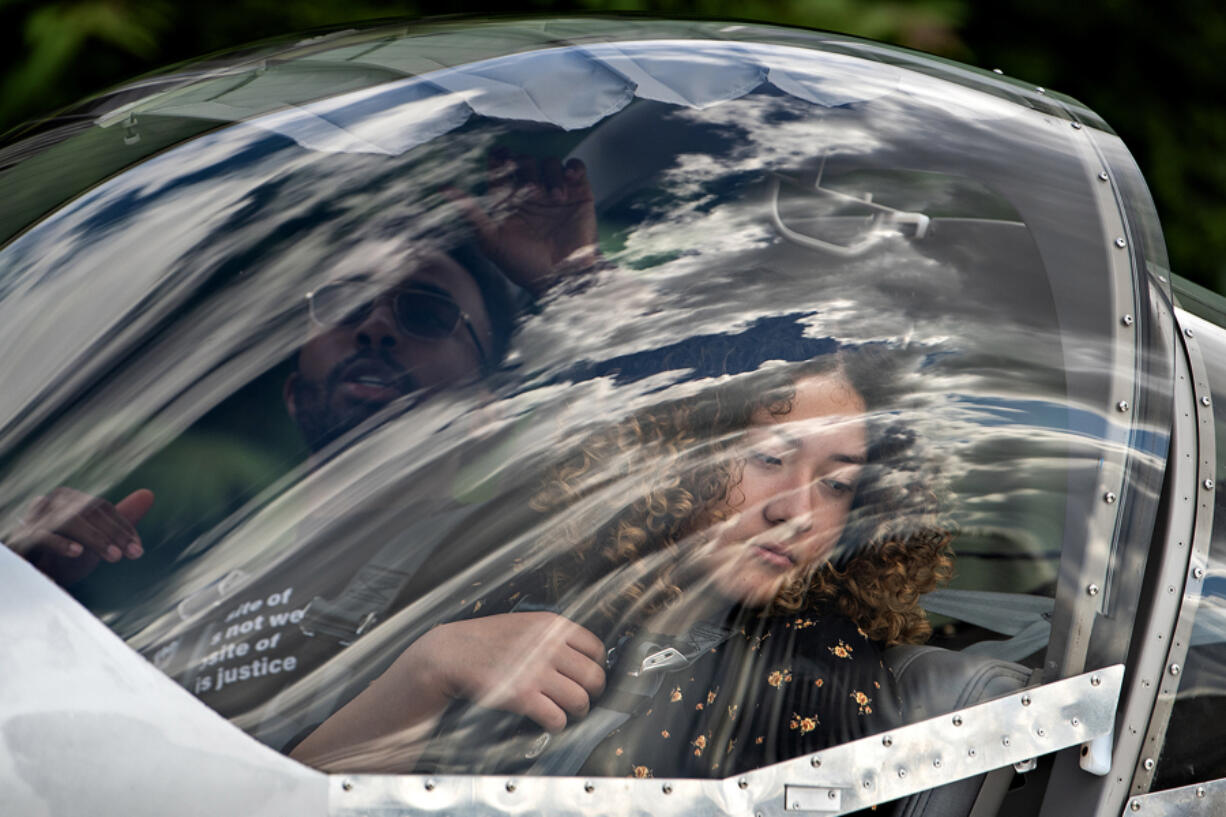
left=6, top=242, right=516, bottom=586
left=9, top=154, right=596, bottom=585
left=285, top=245, right=513, bottom=453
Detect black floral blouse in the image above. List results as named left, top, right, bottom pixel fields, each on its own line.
left=580, top=608, right=902, bottom=779
left=416, top=590, right=901, bottom=778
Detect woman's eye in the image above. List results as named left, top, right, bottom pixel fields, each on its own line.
left=750, top=450, right=784, bottom=468
left=822, top=478, right=855, bottom=496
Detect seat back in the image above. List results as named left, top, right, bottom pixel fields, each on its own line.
left=884, top=644, right=1031, bottom=817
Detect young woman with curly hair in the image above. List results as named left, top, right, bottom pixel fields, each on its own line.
left=534, top=348, right=950, bottom=648
left=291, top=346, right=953, bottom=777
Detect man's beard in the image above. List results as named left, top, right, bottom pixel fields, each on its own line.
left=291, top=352, right=417, bottom=453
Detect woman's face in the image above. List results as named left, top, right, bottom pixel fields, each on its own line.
left=696, top=371, right=868, bottom=607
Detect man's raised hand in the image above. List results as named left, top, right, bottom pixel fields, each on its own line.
left=448, top=152, right=599, bottom=297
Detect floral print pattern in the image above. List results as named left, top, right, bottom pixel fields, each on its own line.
left=829, top=640, right=854, bottom=659
left=789, top=713, right=819, bottom=734
left=580, top=608, right=898, bottom=780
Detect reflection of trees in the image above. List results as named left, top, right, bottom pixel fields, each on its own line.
left=4, top=2, right=1221, bottom=293
left=0, top=2, right=968, bottom=137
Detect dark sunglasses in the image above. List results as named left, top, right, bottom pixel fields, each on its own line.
left=306, top=280, right=488, bottom=365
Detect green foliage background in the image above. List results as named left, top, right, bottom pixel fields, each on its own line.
left=2, top=0, right=1223, bottom=292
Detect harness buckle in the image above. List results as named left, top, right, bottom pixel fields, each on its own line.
left=629, top=647, right=688, bottom=677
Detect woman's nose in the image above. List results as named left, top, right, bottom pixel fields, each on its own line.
left=763, top=481, right=816, bottom=532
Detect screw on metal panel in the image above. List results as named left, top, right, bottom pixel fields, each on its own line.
left=1198, top=786, right=1206, bottom=798
left=1143, top=758, right=1155, bottom=771
left=585, top=781, right=595, bottom=793
left=968, top=748, right=977, bottom=757
left=898, top=768, right=908, bottom=778
left=1071, top=717, right=1080, bottom=727
left=1091, top=674, right=1102, bottom=686
left=811, top=756, right=822, bottom=768
left=1099, top=171, right=1110, bottom=182
left=1170, top=663, right=1182, bottom=676
left=1122, top=313, right=1134, bottom=326
left=828, top=790, right=838, bottom=800
left=863, top=779, right=873, bottom=789
left=1131, top=800, right=1141, bottom=811
left=1115, top=237, right=1127, bottom=248
left=933, top=758, right=943, bottom=768
left=1021, top=693, right=1032, bottom=706
left=1205, top=479, right=1215, bottom=490
left=738, top=778, right=749, bottom=790
left=1002, top=736, right=1011, bottom=747
left=1194, top=566, right=1206, bottom=579
left=1072, top=121, right=1083, bottom=129
left=662, top=783, right=673, bottom=795
left=424, top=779, right=436, bottom=791
left=1087, top=583, right=1101, bottom=596
left=341, top=779, right=353, bottom=792
left=1185, top=327, right=1195, bottom=338
left=883, top=735, right=893, bottom=747
left=1037, top=727, right=1047, bottom=737
left=953, top=715, right=963, bottom=726
left=1117, top=400, right=1130, bottom=412
left=1104, top=492, right=1117, bottom=504
left=506, top=780, right=517, bottom=793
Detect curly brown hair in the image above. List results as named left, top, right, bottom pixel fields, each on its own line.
left=532, top=348, right=953, bottom=647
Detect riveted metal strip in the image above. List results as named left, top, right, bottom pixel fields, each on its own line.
left=1129, top=310, right=1217, bottom=794
left=328, top=665, right=1122, bottom=817
left=1124, top=775, right=1226, bottom=815
left=1093, top=334, right=1200, bottom=810
left=1042, top=121, right=1140, bottom=681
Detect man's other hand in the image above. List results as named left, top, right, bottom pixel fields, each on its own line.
left=6, top=488, right=154, bottom=586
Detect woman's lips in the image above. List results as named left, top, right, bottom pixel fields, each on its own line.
left=751, top=543, right=796, bottom=570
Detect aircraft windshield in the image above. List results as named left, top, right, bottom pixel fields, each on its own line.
left=0, top=25, right=1170, bottom=790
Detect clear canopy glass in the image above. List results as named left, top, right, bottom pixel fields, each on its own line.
left=0, top=19, right=1172, bottom=784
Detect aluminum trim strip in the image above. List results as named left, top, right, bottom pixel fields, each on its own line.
left=328, top=665, right=1123, bottom=817
left=1130, top=310, right=1218, bottom=794
left=1090, top=327, right=1198, bottom=812
left=1042, top=121, right=1139, bottom=682
left=1125, top=775, right=1226, bottom=815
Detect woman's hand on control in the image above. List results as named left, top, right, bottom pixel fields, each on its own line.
left=289, top=612, right=606, bottom=772
left=412, top=611, right=607, bottom=732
